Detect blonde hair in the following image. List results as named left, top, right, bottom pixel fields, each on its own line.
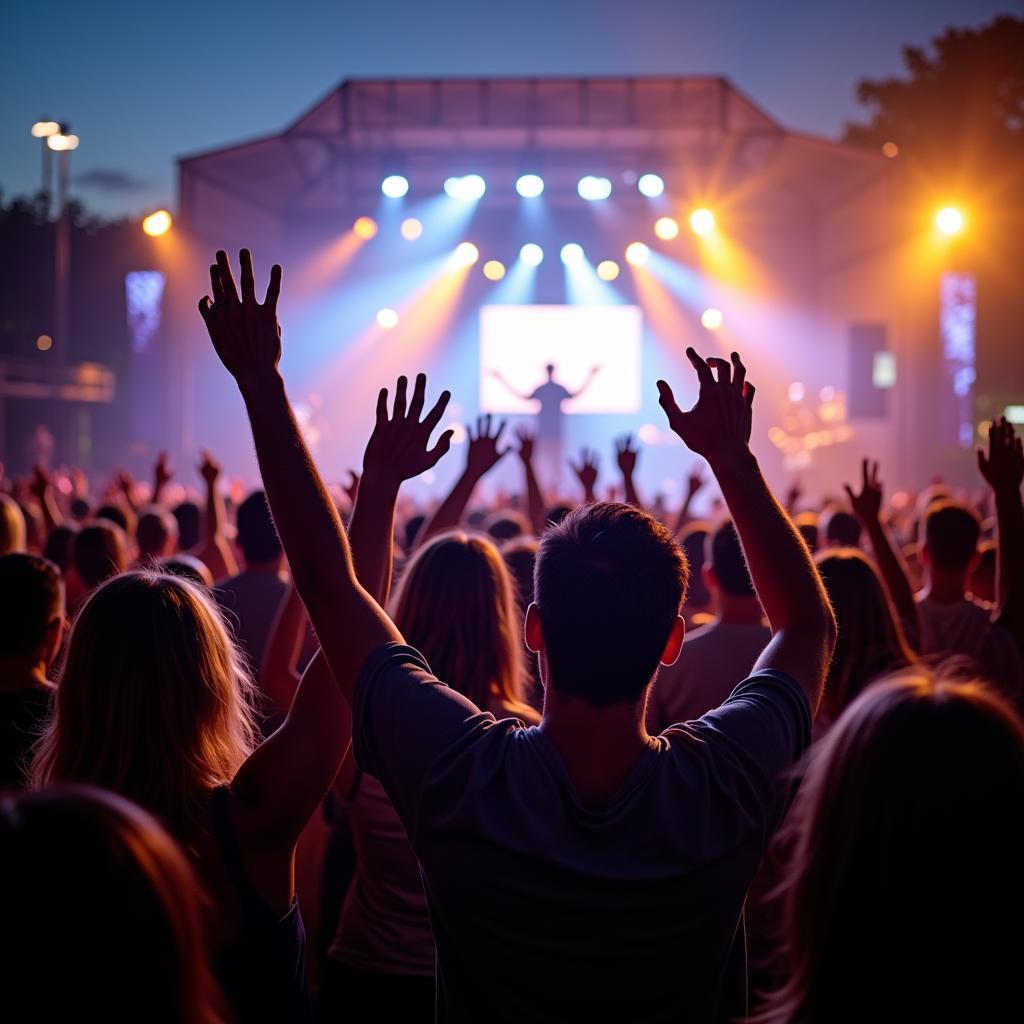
left=0, top=494, right=27, bottom=554
left=32, top=572, right=257, bottom=831
left=391, top=530, right=525, bottom=712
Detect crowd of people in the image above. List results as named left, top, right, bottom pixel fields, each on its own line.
left=1, top=248, right=1022, bottom=1022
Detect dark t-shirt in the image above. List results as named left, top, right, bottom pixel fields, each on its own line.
left=0, top=685, right=54, bottom=789
left=528, top=381, right=571, bottom=440
left=354, top=643, right=810, bottom=1023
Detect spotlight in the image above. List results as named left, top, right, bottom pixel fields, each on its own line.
left=353, top=216, right=378, bottom=239
left=654, top=216, right=679, bottom=241
left=935, top=206, right=964, bottom=236
left=142, top=210, right=172, bottom=237
left=638, top=173, right=665, bottom=198
left=381, top=175, right=409, bottom=198
left=515, top=174, right=544, bottom=198
left=376, top=308, right=399, bottom=329
left=625, top=242, right=650, bottom=266
left=444, top=174, right=486, bottom=201
left=689, top=208, right=715, bottom=236
left=596, top=260, right=620, bottom=281
left=36, top=334, right=53, bottom=351
left=400, top=217, right=423, bottom=241
left=520, top=243, right=544, bottom=267
left=483, top=260, right=506, bottom=281
left=560, top=243, right=585, bottom=265
left=881, top=142, right=899, bottom=159
left=450, top=242, right=480, bottom=268
left=700, top=308, right=723, bottom=331
left=577, top=176, right=612, bottom=201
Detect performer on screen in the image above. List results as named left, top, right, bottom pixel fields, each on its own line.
left=490, top=363, right=601, bottom=490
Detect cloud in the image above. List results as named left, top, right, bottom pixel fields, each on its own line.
left=75, top=168, right=150, bottom=193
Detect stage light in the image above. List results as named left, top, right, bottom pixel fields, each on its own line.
left=450, top=242, right=480, bottom=268
left=515, top=174, right=544, bottom=198
left=560, top=243, right=585, bottom=265
left=596, top=260, right=620, bottom=281
left=881, top=141, right=899, bottom=158
left=142, top=210, right=172, bottom=237
left=353, top=216, right=378, bottom=239
left=31, top=121, right=60, bottom=138
left=654, top=216, right=679, bottom=240
left=935, top=206, right=964, bottom=236
left=625, top=242, right=650, bottom=266
left=36, top=334, right=53, bottom=351
left=520, top=243, right=544, bottom=267
left=376, top=308, right=399, bottom=329
left=444, top=174, right=486, bottom=201
left=400, top=217, right=423, bottom=240
left=689, top=208, right=715, bottom=236
left=700, top=308, right=723, bottom=330
left=47, top=133, right=79, bottom=152
left=483, top=260, right=506, bottom=281
left=638, top=173, right=665, bottom=197
left=381, top=175, right=409, bottom=198
left=577, top=176, right=612, bottom=201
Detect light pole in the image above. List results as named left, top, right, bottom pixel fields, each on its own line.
left=30, top=120, right=60, bottom=216
left=46, top=128, right=79, bottom=369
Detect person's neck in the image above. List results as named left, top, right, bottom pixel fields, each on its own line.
left=924, top=570, right=968, bottom=604
left=715, top=593, right=765, bottom=626
left=540, top=685, right=655, bottom=810
left=0, top=657, right=50, bottom=694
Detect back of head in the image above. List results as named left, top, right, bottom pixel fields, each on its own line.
left=43, top=522, right=79, bottom=573
left=535, top=502, right=688, bottom=706
left=969, top=539, right=997, bottom=603
left=236, top=490, right=282, bottom=566
left=502, top=537, right=539, bottom=617
left=815, top=549, right=913, bottom=719
left=173, top=501, right=202, bottom=551
left=822, top=509, right=862, bottom=548
left=486, top=510, right=530, bottom=543
left=32, top=572, right=256, bottom=830
left=392, top=531, right=524, bottom=710
left=769, top=671, right=1024, bottom=1022
left=706, top=519, right=755, bottom=598
left=1, top=785, right=223, bottom=1023
left=0, top=493, right=27, bottom=555
left=923, top=499, right=980, bottom=573
left=137, top=505, right=179, bottom=559
left=794, top=511, right=819, bottom=553
left=72, top=521, right=128, bottom=589
left=161, top=554, right=214, bottom=588
left=679, top=522, right=710, bottom=611
left=95, top=503, right=134, bottom=537
left=0, top=553, right=63, bottom=659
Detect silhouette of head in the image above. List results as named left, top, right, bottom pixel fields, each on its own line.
left=545, top=363, right=555, bottom=380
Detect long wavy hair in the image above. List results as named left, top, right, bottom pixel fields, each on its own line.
left=815, top=548, right=914, bottom=724
left=2, top=784, right=226, bottom=1022
left=760, top=671, right=1024, bottom=1023
left=391, top=530, right=527, bottom=715
left=32, top=572, right=257, bottom=832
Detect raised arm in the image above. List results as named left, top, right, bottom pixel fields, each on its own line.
left=658, top=350, right=835, bottom=708
left=349, top=374, right=455, bottom=604
left=152, top=451, right=174, bottom=506
left=844, top=458, right=919, bottom=643
left=29, top=466, right=63, bottom=533
left=195, top=450, right=238, bottom=581
left=568, top=364, right=602, bottom=399
left=199, top=249, right=408, bottom=702
left=673, top=465, right=706, bottom=535
left=489, top=368, right=531, bottom=402
left=417, top=414, right=508, bottom=545
left=569, top=447, right=600, bottom=504
left=978, top=417, right=1024, bottom=645
left=515, top=428, right=547, bottom=536
left=615, top=434, right=642, bottom=509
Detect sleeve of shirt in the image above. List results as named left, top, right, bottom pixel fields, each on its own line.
left=683, top=669, right=811, bottom=837
left=353, top=642, right=494, bottom=835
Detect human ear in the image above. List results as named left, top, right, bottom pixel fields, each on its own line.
left=525, top=602, right=545, bottom=654
left=659, top=615, right=685, bottom=667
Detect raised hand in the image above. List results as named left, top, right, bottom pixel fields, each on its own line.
left=198, top=249, right=282, bottom=392
left=29, top=465, right=52, bottom=503
left=657, top=349, right=754, bottom=467
left=570, top=447, right=600, bottom=501
left=978, top=417, right=1024, bottom=495
left=686, top=466, right=705, bottom=499
left=465, top=414, right=509, bottom=479
left=154, top=451, right=174, bottom=487
left=516, top=428, right=535, bottom=465
left=364, top=373, right=453, bottom=486
left=844, top=458, right=883, bottom=524
left=199, top=450, right=221, bottom=485
left=343, top=470, right=361, bottom=505
left=615, top=434, right=639, bottom=477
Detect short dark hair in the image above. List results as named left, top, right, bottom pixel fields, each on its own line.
left=172, top=502, right=201, bottom=551
left=706, top=519, right=755, bottom=598
left=95, top=505, right=132, bottom=536
left=236, top=491, right=282, bottom=564
left=72, top=523, right=127, bottom=588
left=795, top=512, right=819, bottom=553
left=925, top=501, right=980, bottom=572
left=0, top=553, right=63, bottom=657
left=136, top=507, right=178, bottom=558
left=534, top=502, right=688, bottom=706
left=824, top=509, right=863, bottom=548
left=43, top=523, right=79, bottom=574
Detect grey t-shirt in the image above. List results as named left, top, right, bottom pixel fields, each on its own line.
left=354, top=643, right=810, bottom=1023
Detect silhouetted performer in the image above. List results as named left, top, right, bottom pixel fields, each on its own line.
left=490, top=363, right=600, bottom=490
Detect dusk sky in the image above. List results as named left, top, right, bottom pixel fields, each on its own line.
left=1, top=0, right=1014, bottom=218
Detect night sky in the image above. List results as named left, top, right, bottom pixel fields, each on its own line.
left=1, top=0, right=1013, bottom=218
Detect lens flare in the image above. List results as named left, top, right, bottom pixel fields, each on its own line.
left=353, top=216, right=378, bottom=239
left=142, top=210, right=172, bottom=237
left=654, top=217, right=679, bottom=240
left=400, top=217, right=423, bottom=240
left=519, top=243, right=544, bottom=266
left=625, top=242, right=650, bottom=266
left=596, top=260, right=620, bottom=281
left=700, top=308, right=723, bottom=330
left=689, top=208, right=715, bottom=236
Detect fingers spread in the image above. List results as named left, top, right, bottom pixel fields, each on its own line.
left=264, top=264, right=282, bottom=312
left=376, top=387, right=389, bottom=423
left=426, top=429, right=455, bottom=465
left=239, top=249, right=256, bottom=303
left=707, top=357, right=732, bottom=385
left=685, top=347, right=714, bottom=385
left=408, top=372, right=427, bottom=421
left=730, top=352, right=746, bottom=392
left=198, top=297, right=213, bottom=323
left=209, top=265, right=224, bottom=302
left=422, top=390, right=451, bottom=433
left=215, top=251, right=240, bottom=304
left=656, top=380, right=682, bottom=418
left=393, top=375, right=408, bottom=419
